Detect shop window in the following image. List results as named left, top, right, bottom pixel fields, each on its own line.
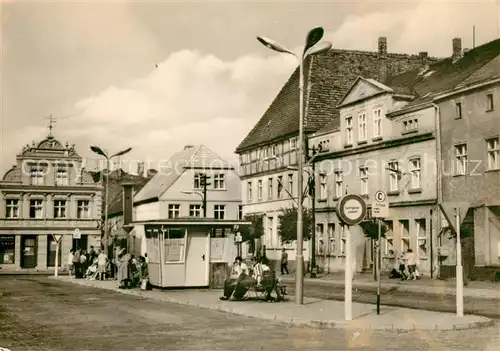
left=0, top=235, right=15, bottom=264
left=164, top=229, right=185, bottom=263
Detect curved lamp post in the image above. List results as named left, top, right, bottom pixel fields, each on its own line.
left=180, top=190, right=206, bottom=217
left=90, top=145, right=132, bottom=252
left=257, top=27, right=332, bottom=305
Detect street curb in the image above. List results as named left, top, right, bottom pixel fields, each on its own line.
left=280, top=278, right=500, bottom=300
left=50, top=277, right=495, bottom=332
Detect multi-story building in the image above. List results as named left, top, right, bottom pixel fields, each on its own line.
left=131, top=145, right=242, bottom=256
left=310, top=77, right=439, bottom=276
left=435, top=38, right=500, bottom=280
left=235, top=37, right=438, bottom=268
left=0, top=132, right=102, bottom=272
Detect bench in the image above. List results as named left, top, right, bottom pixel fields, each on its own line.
left=247, top=270, right=287, bottom=302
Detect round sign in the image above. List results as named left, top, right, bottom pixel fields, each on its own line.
left=375, top=191, right=386, bottom=203
left=74, top=228, right=80, bottom=235
left=336, top=194, right=367, bottom=226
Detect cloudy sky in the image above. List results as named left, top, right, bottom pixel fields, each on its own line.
left=1, top=0, right=499, bottom=176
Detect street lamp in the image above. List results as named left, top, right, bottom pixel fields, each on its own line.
left=258, top=27, right=332, bottom=304
left=90, top=145, right=132, bottom=252
left=180, top=190, right=206, bottom=217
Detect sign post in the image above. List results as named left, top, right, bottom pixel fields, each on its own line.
left=51, top=234, right=63, bottom=277
left=336, top=194, right=367, bottom=321
left=439, top=202, right=469, bottom=317
left=372, top=190, right=388, bottom=315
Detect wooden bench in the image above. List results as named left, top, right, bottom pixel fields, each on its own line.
left=247, top=270, right=287, bottom=302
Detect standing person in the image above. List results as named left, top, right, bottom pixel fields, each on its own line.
left=88, top=246, right=97, bottom=263
left=67, top=250, right=74, bottom=277
left=397, top=251, right=407, bottom=281
left=139, top=256, right=149, bottom=291
left=80, top=250, right=88, bottom=277
left=117, top=248, right=131, bottom=289
left=97, top=249, right=108, bottom=281
left=280, top=248, right=289, bottom=275
left=406, top=249, right=418, bottom=280
left=73, top=249, right=81, bottom=278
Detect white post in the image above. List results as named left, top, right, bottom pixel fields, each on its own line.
left=455, top=208, right=464, bottom=317
left=344, top=225, right=352, bottom=321
left=54, top=239, right=59, bottom=278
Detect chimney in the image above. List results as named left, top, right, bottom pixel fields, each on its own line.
left=184, top=145, right=194, bottom=150
left=378, top=37, right=387, bottom=55
left=137, top=162, right=145, bottom=177
left=452, top=37, right=462, bottom=59
left=122, top=183, right=134, bottom=226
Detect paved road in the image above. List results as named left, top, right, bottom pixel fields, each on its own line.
left=283, top=280, right=500, bottom=319
left=0, top=276, right=499, bottom=351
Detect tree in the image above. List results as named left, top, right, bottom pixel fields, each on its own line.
left=359, top=218, right=388, bottom=240
left=278, top=207, right=313, bottom=244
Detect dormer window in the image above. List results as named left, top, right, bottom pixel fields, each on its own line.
left=403, top=119, right=418, bottom=133
left=55, top=169, right=69, bottom=186
left=30, top=168, right=44, bottom=186
left=358, top=112, right=367, bottom=142
left=373, top=108, right=382, bottom=138
left=345, top=116, right=353, bottom=145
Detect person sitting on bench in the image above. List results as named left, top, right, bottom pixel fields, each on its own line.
left=220, top=256, right=249, bottom=300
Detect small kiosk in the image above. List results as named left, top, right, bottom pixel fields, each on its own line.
left=132, top=218, right=251, bottom=288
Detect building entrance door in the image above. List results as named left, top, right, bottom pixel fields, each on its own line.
left=72, top=235, right=88, bottom=251
left=21, top=235, right=37, bottom=268
left=184, top=232, right=209, bottom=287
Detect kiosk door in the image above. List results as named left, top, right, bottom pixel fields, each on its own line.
left=185, top=232, right=208, bottom=286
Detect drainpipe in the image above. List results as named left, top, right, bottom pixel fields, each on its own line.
left=433, top=103, right=442, bottom=279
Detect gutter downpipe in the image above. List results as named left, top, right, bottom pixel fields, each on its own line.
left=433, top=103, right=442, bottom=280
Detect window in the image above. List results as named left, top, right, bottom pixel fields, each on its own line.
left=455, top=143, right=468, bottom=175
left=0, top=235, right=15, bottom=264
left=319, top=174, right=327, bottom=199
left=327, top=224, right=335, bottom=255
left=168, top=204, right=180, bottom=218
left=384, top=220, right=394, bottom=256
left=334, top=171, right=343, bottom=198
left=6, top=199, right=19, bottom=218
left=388, top=161, right=399, bottom=192
left=403, top=119, right=418, bottom=133
left=189, top=204, right=202, bottom=217
left=53, top=200, right=67, bottom=218
left=340, top=226, right=347, bottom=255
left=400, top=219, right=410, bottom=252
left=165, top=229, right=185, bottom=263
left=55, top=169, right=69, bottom=186
left=409, top=158, right=421, bottom=189
left=238, top=205, right=243, bottom=220
left=486, top=94, right=494, bottom=111
left=316, top=223, right=325, bottom=254
left=214, top=174, right=225, bottom=189
left=290, top=137, right=297, bottom=150
left=345, top=116, right=353, bottom=144
left=487, top=138, right=499, bottom=170
left=29, top=199, right=43, bottom=218
left=288, top=174, right=294, bottom=197
left=373, top=108, right=382, bottom=138
left=193, top=173, right=202, bottom=189
left=358, top=112, right=367, bottom=141
left=257, top=180, right=263, bottom=200
left=360, top=167, right=368, bottom=195
left=266, top=216, right=273, bottom=247
left=214, top=205, right=225, bottom=219
left=277, top=176, right=283, bottom=199
left=247, top=181, right=252, bottom=201
left=30, top=168, right=44, bottom=185
left=455, top=101, right=463, bottom=119
left=268, top=178, right=273, bottom=200
left=416, top=218, right=427, bottom=258
left=77, top=200, right=90, bottom=219
left=271, top=145, right=277, bottom=157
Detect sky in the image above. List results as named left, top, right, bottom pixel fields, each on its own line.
left=1, top=0, right=499, bottom=176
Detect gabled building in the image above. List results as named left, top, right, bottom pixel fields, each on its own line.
left=235, top=37, right=439, bottom=267
left=0, top=132, right=102, bottom=272
left=309, top=37, right=500, bottom=279
left=131, top=145, right=242, bottom=256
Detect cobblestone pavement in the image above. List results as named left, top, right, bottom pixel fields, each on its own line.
left=0, top=276, right=499, bottom=351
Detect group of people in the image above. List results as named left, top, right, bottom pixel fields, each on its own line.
left=115, top=248, right=149, bottom=290
left=220, top=255, right=282, bottom=301
left=389, top=248, right=420, bottom=281
left=68, top=246, right=108, bottom=280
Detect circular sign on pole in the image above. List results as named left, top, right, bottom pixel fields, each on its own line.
left=375, top=191, right=386, bottom=203
left=336, top=194, right=367, bottom=226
